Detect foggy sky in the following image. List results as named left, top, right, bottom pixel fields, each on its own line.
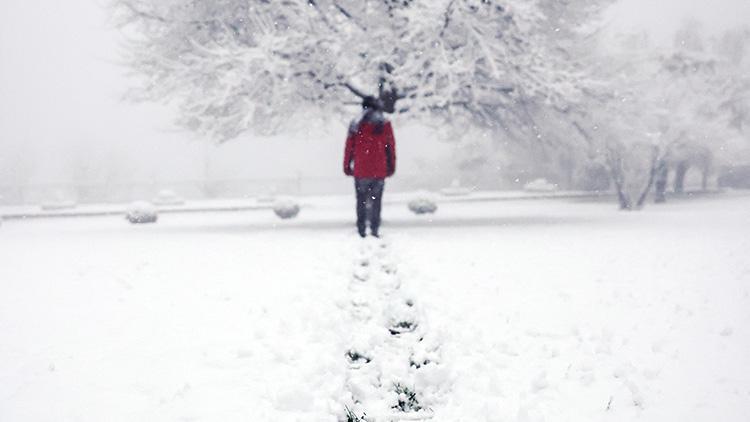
left=605, top=0, right=750, bottom=45
left=0, top=0, right=748, bottom=191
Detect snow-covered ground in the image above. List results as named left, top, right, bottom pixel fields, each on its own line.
left=0, top=193, right=748, bottom=421
left=0, top=189, right=615, bottom=220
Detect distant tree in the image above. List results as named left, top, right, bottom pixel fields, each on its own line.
left=655, top=26, right=750, bottom=196
left=715, top=28, right=750, bottom=134
left=573, top=27, right=749, bottom=210
left=112, top=0, right=592, bottom=141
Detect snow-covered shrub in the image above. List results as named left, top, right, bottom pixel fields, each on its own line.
left=407, top=192, right=437, bottom=215
left=125, top=201, right=158, bottom=224
left=152, top=189, right=184, bottom=206
left=272, top=197, right=300, bottom=219
left=523, top=178, right=557, bottom=192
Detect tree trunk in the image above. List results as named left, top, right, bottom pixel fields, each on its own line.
left=701, top=168, right=709, bottom=191
left=673, top=161, right=689, bottom=194
left=609, top=168, right=631, bottom=210
left=635, top=153, right=658, bottom=209
left=605, top=148, right=632, bottom=210
left=616, top=187, right=631, bottom=210
left=654, top=160, right=668, bottom=203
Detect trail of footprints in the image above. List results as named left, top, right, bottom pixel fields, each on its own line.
left=341, top=239, right=447, bottom=421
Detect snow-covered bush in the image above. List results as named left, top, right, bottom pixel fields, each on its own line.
left=407, top=192, right=437, bottom=215
left=523, top=178, right=557, bottom=192
left=152, top=189, right=184, bottom=206
left=125, top=201, right=158, bottom=224
left=272, top=197, right=300, bottom=219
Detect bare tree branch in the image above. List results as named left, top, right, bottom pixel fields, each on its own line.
left=342, top=82, right=370, bottom=99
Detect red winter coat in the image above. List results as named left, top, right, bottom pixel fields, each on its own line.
left=343, top=120, right=397, bottom=179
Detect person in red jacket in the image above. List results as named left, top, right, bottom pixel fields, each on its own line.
left=343, top=96, right=397, bottom=238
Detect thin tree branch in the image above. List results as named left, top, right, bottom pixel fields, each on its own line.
left=342, top=82, right=370, bottom=99
left=333, top=2, right=367, bottom=31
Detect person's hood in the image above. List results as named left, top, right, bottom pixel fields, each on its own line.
left=349, top=109, right=387, bottom=134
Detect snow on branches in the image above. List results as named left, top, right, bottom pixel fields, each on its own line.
left=575, top=26, right=750, bottom=209
left=112, top=0, right=588, bottom=142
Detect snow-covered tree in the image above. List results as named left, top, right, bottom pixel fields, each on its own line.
left=112, top=0, right=591, bottom=141
left=572, top=25, right=750, bottom=210
left=652, top=27, right=750, bottom=196
left=715, top=28, right=750, bottom=134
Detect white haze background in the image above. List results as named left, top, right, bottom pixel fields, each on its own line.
left=0, top=0, right=748, bottom=193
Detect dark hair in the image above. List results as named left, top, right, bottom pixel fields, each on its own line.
left=361, top=96, right=385, bottom=134
left=362, top=96, right=381, bottom=111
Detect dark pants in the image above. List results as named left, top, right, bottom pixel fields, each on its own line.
left=355, top=178, right=385, bottom=236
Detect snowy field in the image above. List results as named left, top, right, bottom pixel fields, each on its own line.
left=1, top=193, right=749, bottom=421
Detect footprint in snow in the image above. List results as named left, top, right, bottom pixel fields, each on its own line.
left=346, top=349, right=372, bottom=368
left=350, top=306, right=373, bottom=321
left=380, top=262, right=397, bottom=274
left=356, top=257, right=370, bottom=267
left=389, top=320, right=418, bottom=335
left=353, top=267, right=369, bottom=282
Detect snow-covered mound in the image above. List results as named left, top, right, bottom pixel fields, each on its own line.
left=152, top=189, right=184, bottom=206
left=523, top=178, right=557, bottom=192
left=408, top=192, right=438, bottom=215
left=273, top=197, right=300, bottom=219
left=125, top=201, right=158, bottom=224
